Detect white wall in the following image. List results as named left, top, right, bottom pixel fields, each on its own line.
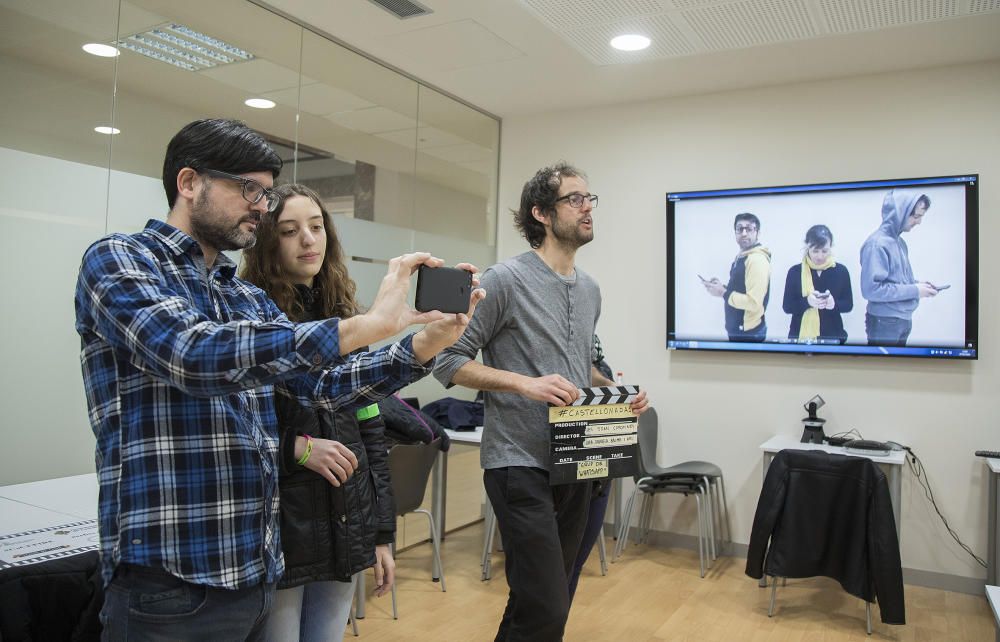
left=497, top=60, right=1000, bottom=582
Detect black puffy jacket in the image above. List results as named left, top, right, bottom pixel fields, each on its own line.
left=274, top=287, right=395, bottom=588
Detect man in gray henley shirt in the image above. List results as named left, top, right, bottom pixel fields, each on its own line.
left=434, top=162, right=648, bottom=642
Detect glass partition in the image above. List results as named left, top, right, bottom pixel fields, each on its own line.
left=0, top=0, right=500, bottom=501
left=0, top=0, right=119, bottom=484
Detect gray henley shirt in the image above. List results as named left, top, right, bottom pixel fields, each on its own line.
left=433, top=250, right=601, bottom=471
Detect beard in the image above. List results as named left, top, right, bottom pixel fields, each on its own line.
left=550, top=214, right=593, bottom=250
left=190, top=188, right=259, bottom=252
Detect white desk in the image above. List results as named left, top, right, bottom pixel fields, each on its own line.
left=986, top=459, right=1000, bottom=586
left=0, top=474, right=99, bottom=569
left=759, top=435, right=906, bottom=541
left=986, top=584, right=1000, bottom=642
left=0, top=473, right=98, bottom=520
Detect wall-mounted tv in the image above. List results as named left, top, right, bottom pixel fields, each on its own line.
left=666, top=174, right=978, bottom=359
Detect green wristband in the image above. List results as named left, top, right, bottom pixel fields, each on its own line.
left=356, top=403, right=381, bottom=421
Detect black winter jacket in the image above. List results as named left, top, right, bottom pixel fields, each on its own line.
left=745, top=449, right=905, bottom=625
left=275, top=287, right=395, bottom=588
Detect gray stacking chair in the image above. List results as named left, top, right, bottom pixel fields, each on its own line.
left=613, top=408, right=730, bottom=577
left=387, top=437, right=446, bottom=618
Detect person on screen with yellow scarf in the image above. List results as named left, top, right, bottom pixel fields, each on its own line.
left=782, top=224, right=854, bottom=344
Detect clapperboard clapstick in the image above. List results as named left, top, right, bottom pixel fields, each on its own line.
left=568, top=385, right=640, bottom=406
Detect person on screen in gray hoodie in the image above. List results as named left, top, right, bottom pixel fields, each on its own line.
left=860, top=189, right=939, bottom=346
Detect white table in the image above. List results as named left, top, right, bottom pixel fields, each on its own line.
left=759, top=435, right=906, bottom=541
left=0, top=474, right=99, bottom=570
left=986, top=459, right=1000, bottom=586
left=986, top=584, right=1000, bottom=642
left=0, top=473, right=98, bottom=521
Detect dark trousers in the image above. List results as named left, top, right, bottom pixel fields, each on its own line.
left=100, top=564, right=275, bottom=642
left=865, top=313, right=912, bottom=347
left=568, top=480, right=610, bottom=603
left=484, top=467, right=592, bottom=642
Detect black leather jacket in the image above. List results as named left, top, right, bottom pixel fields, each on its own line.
left=745, top=449, right=905, bottom=624
left=275, top=287, right=395, bottom=588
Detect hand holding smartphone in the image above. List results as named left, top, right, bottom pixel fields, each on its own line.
left=414, top=265, right=473, bottom=313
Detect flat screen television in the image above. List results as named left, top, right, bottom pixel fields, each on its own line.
left=666, top=174, right=978, bottom=359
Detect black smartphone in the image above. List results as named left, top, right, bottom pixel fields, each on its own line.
left=415, top=265, right=473, bottom=314
left=931, top=283, right=951, bottom=291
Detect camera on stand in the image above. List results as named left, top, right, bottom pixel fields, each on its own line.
left=801, top=394, right=826, bottom=444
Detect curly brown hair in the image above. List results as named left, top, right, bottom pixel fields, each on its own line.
left=512, top=162, right=586, bottom=249
left=240, top=184, right=359, bottom=321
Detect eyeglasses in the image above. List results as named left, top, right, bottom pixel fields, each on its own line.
left=734, top=224, right=757, bottom=234
left=199, top=168, right=280, bottom=213
left=554, top=193, right=599, bottom=209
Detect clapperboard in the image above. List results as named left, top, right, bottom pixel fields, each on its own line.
left=548, top=385, right=640, bottom=485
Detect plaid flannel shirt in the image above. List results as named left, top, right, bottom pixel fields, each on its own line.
left=75, top=219, right=430, bottom=588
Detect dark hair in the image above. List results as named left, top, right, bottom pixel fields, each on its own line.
left=915, top=194, right=932, bottom=212
left=162, top=118, right=283, bottom=208
left=804, top=224, right=833, bottom=249
left=512, top=162, right=587, bottom=249
left=240, top=184, right=359, bottom=321
left=734, top=212, right=760, bottom=231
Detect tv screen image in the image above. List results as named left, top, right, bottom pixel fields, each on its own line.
left=666, top=175, right=978, bottom=359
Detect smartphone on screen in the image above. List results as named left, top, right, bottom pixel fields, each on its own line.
left=930, top=283, right=951, bottom=291
left=415, top=265, right=473, bottom=314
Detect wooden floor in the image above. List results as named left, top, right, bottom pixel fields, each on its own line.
left=353, top=521, right=994, bottom=641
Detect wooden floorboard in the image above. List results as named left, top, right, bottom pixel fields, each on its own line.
left=352, top=522, right=994, bottom=641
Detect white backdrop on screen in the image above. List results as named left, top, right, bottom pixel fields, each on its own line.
left=671, top=182, right=968, bottom=347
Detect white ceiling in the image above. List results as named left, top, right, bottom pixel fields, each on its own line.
left=262, top=0, right=1000, bottom=117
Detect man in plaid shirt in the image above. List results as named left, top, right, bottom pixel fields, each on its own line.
left=75, top=118, right=482, bottom=641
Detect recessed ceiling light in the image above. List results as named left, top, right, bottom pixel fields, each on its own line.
left=82, top=43, right=120, bottom=57
left=245, top=98, right=276, bottom=109
left=94, top=126, right=121, bottom=135
left=610, top=34, right=651, bottom=51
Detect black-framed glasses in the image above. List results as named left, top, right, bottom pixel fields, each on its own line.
left=200, top=168, right=280, bottom=213
left=734, top=224, right=757, bottom=234
left=554, top=193, right=598, bottom=209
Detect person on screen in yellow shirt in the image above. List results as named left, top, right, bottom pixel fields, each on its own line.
left=702, top=212, right=772, bottom=342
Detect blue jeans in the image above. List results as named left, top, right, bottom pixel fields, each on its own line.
left=264, top=577, right=356, bottom=642
left=100, top=564, right=274, bottom=642
left=865, top=313, right=912, bottom=347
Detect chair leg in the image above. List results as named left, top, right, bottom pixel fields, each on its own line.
left=481, top=503, right=496, bottom=581
left=349, top=573, right=360, bottom=636
left=768, top=575, right=778, bottom=616
left=416, top=509, right=446, bottom=592
left=614, top=484, right=640, bottom=560
left=719, top=476, right=732, bottom=546
left=709, top=478, right=723, bottom=556
left=638, top=493, right=651, bottom=543
left=642, top=492, right=656, bottom=543
left=693, top=492, right=705, bottom=578
left=390, top=543, right=398, bottom=620
left=866, top=601, right=872, bottom=635
left=701, top=478, right=717, bottom=561
left=597, top=525, right=608, bottom=576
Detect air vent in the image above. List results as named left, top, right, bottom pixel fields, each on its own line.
left=367, top=0, right=434, bottom=19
